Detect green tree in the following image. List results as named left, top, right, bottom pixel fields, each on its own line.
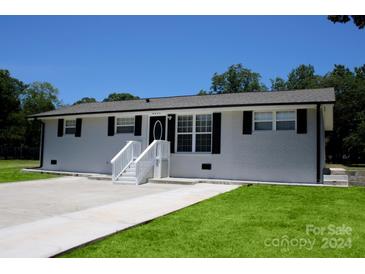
left=103, top=92, right=139, bottom=102
left=343, top=113, right=365, bottom=162
left=0, top=70, right=27, bottom=158
left=74, top=97, right=97, bottom=105
left=321, top=65, right=365, bottom=163
left=270, top=77, right=288, bottom=91
left=22, top=82, right=61, bottom=115
left=328, top=16, right=365, bottom=29
left=197, top=89, right=209, bottom=95
left=21, top=82, right=61, bottom=148
left=210, top=64, right=267, bottom=94
left=286, top=64, right=322, bottom=90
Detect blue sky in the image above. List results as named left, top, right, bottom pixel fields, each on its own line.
left=1, top=16, right=364, bottom=104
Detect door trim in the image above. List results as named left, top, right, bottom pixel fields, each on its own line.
left=148, top=115, right=167, bottom=144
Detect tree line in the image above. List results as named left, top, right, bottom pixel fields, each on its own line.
left=1, top=63, right=364, bottom=163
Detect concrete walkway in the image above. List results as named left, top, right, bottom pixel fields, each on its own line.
left=0, top=182, right=237, bottom=257
left=0, top=177, right=186, bottom=228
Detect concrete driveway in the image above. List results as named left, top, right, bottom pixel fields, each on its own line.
left=0, top=177, right=237, bottom=257
left=0, top=177, right=186, bottom=229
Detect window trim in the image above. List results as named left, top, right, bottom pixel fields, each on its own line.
left=175, top=113, right=212, bottom=153
left=253, top=110, right=296, bottom=132
left=64, top=119, right=76, bottom=135
left=115, top=116, right=135, bottom=134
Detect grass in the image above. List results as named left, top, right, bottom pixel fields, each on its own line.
left=326, top=163, right=365, bottom=172
left=0, top=160, right=58, bottom=183
left=60, top=184, right=365, bottom=258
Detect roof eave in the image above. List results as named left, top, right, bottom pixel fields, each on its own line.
left=29, top=100, right=336, bottom=119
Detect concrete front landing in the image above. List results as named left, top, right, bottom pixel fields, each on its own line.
left=0, top=183, right=237, bottom=258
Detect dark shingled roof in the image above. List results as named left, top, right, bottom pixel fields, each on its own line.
left=30, top=88, right=335, bottom=118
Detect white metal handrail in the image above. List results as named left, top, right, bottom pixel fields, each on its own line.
left=111, top=141, right=141, bottom=181
left=135, top=140, right=170, bottom=184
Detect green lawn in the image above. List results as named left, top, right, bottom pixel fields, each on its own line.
left=0, top=160, right=58, bottom=183
left=60, top=185, right=365, bottom=258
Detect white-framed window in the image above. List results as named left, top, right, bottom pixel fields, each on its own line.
left=276, top=111, right=296, bottom=130
left=254, top=112, right=273, bottom=131
left=64, top=119, right=76, bottom=134
left=177, top=115, right=193, bottom=152
left=116, top=117, right=135, bottom=134
left=195, top=114, right=212, bottom=152
left=253, top=111, right=296, bottom=131
left=176, top=114, right=212, bottom=153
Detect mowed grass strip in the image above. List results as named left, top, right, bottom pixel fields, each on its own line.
left=0, top=160, right=58, bottom=183
left=60, top=185, right=365, bottom=258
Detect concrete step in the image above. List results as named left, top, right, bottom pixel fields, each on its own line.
left=118, top=175, right=137, bottom=181
left=114, top=176, right=137, bottom=184
left=329, top=168, right=347, bottom=175
left=126, top=167, right=136, bottom=172
left=323, top=175, right=349, bottom=186
left=123, top=170, right=136, bottom=176
left=323, top=181, right=348, bottom=186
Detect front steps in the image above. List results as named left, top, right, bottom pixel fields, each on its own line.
left=323, top=168, right=349, bottom=186
left=86, top=162, right=138, bottom=183
left=114, top=162, right=137, bottom=184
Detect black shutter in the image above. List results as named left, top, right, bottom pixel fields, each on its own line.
left=108, top=116, right=115, bottom=136
left=212, top=113, right=221, bottom=154
left=242, top=111, right=252, bottom=134
left=75, top=118, right=82, bottom=137
left=167, top=114, right=176, bottom=153
left=297, top=109, right=307, bottom=134
left=134, top=115, right=142, bottom=136
left=57, top=119, right=64, bottom=137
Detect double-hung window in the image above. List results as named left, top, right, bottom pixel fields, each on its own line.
left=64, top=119, right=76, bottom=134
left=254, top=112, right=273, bottom=131
left=195, top=114, right=212, bottom=152
left=177, top=115, right=193, bottom=152
left=176, top=114, right=212, bottom=153
left=116, top=117, right=135, bottom=134
left=276, top=111, right=295, bottom=130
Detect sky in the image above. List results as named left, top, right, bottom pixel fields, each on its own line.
left=1, top=16, right=364, bottom=104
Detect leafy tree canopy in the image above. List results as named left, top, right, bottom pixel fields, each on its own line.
left=103, top=92, right=139, bottom=102
left=0, top=70, right=27, bottom=147
left=270, top=77, right=288, bottom=91
left=0, top=70, right=26, bottom=122
left=197, top=89, right=209, bottom=95
left=209, top=64, right=267, bottom=94
left=21, top=82, right=61, bottom=115
left=328, top=15, right=365, bottom=29
left=20, top=82, right=61, bottom=148
left=286, top=64, right=322, bottom=90
left=74, top=97, right=97, bottom=105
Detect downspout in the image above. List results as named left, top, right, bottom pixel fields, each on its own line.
left=39, top=120, right=45, bottom=168
left=316, top=104, right=321, bottom=183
